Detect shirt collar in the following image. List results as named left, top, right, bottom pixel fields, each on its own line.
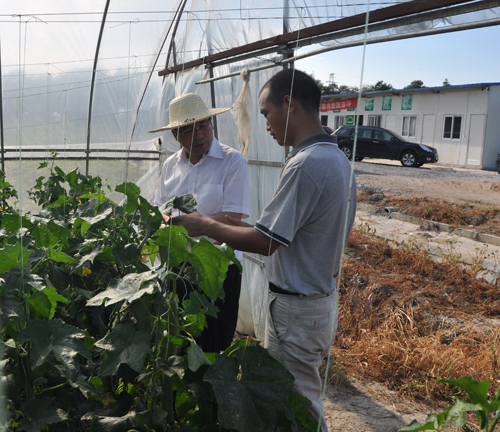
left=179, top=137, right=223, bottom=165
left=288, top=133, right=337, bottom=160
left=206, top=137, right=223, bottom=160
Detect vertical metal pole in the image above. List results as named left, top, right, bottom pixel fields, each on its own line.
left=209, top=65, right=218, bottom=139
left=85, top=0, right=111, bottom=176
left=282, top=0, right=292, bottom=158
left=0, top=35, right=5, bottom=174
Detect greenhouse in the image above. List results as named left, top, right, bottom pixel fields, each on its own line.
left=1, top=1, right=499, bottom=430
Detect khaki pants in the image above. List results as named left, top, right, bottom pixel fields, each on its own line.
left=265, top=290, right=337, bottom=432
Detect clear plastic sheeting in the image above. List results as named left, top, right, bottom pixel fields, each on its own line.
left=1, top=0, right=498, bottom=338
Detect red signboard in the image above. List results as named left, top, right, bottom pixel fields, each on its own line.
left=320, top=98, right=357, bottom=111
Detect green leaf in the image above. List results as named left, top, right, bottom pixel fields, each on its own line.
left=116, top=182, right=141, bottom=214
left=222, top=338, right=253, bottom=357
left=159, top=194, right=197, bottom=216
left=398, top=409, right=453, bottom=432
left=187, top=339, right=212, bottom=372
left=69, top=373, right=100, bottom=398
left=156, top=355, right=186, bottom=380
left=17, top=397, right=69, bottom=432
left=50, top=244, right=78, bottom=264
left=27, top=290, right=53, bottom=320
left=183, top=312, right=208, bottom=339
left=95, top=323, right=151, bottom=376
left=188, top=237, right=230, bottom=301
left=0, top=273, right=24, bottom=323
left=398, top=415, right=441, bottom=431
left=75, top=241, right=103, bottom=267
left=1, top=213, right=32, bottom=233
left=31, top=220, right=69, bottom=249
left=286, top=392, right=320, bottom=432
left=73, top=200, right=114, bottom=227
left=24, top=273, right=46, bottom=291
left=154, top=225, right=190, bottom=268
left=40, top=286, right=70, bottom=320
left=112, top=242, right=140, bottom=265
left=204, top=345, right=294, bottom=431
left=86, top=271, right=158, bottom=307
left=444, top=398, right=483, bottom=427
left=214, top=243, right=242, bottom=273
left=18, top=319, right=91, bottom=377
left=439, top=377, right=490, bottom=406
left=0, top=242, right=33, bottom=274
left=182, top=291, right=219, bottom=318
left=82, top=412, right=136, bottom=432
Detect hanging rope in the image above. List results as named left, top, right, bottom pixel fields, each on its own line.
left=230, top=68, right=253, bottom=159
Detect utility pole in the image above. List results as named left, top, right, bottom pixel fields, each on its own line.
left=328, top=73, right=335, bottom=86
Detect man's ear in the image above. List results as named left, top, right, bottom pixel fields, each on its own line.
left=283, top=95, right=297, bottom=112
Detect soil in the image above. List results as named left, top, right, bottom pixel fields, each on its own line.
left=353, top=160, right=500, bottom=208
left=322, top=160, right=500, bottom=432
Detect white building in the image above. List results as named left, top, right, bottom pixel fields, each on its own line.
left=320, top=83, right=500, bottom=171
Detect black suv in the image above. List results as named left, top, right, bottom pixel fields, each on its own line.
left=332, top=125, right=439, bottom=167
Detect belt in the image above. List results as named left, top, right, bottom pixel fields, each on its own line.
left=269, top=282, right=300, bottom=296
left=269, top=282, right=334, bottom=298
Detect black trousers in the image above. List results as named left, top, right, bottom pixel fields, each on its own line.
left=176, top=264, right=242, bottom=353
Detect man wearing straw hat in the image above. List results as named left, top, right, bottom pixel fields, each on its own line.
left=173, top=69, right=357, bottom=432
left=150, top=92, right=250, bottom=353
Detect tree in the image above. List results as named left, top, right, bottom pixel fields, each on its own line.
left=362, top=80, right=394, bottom=92
left=443, top=78, right=451, bottom=86
left=338, top=84, right=359, bottom=94
left=403, top=80, right=425, bottom=89
left=315, top=78, right=358, bottom=95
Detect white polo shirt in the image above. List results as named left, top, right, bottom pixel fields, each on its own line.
left=155, top=137, right=250, bottom=259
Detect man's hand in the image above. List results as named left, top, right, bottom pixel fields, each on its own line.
left=172, top=212, right=208, bottom=237
left=173, top=212, right=280, bottom=256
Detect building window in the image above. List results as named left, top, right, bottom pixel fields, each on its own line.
left=335, top=116, right=346, bottom=130
left=443, top=115, right=462, bottom=139
left=321, top=115, right=328, bottom=126
left=402, top=115, right=417, bottom=137
left=368, top=115, right=382, bottom=127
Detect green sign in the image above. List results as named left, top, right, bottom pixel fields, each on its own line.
left=401, top=94, right=413, bottom=110
left=347, top=108, right=355, bottom=112
left=365, top=97, right=374, bottom=111
left=382, top=95, right=392, bottom=111
left=346, top=115, right=355, bottom=126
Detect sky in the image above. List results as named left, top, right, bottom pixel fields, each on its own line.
left=296, top=25, right=500, bottom=91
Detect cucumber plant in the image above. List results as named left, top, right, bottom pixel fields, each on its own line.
left=399, top=377, right=500, bottom=432
left=0, top=164, right=319, bottom=432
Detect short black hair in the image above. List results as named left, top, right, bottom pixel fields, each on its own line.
left=261, top=69, right=321, bottom=112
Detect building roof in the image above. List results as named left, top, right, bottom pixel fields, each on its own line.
left=322, top=82, right=500, bottom=99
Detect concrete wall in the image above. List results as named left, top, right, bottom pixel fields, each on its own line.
left=484, top=86, right=500, bottom=170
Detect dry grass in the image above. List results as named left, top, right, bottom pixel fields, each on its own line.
left=334, top=227, right=500, bottom=406
left=357, top=189, right=500, bottom=236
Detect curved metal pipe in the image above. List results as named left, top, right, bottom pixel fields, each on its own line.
left=85, top=0, right=111, bottom=176
left=128, top=0, right=187, bottom=146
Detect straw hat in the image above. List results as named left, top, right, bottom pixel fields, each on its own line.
left=148, top=93, right=231, bottom=133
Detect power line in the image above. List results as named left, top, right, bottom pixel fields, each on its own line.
left=0, top=4, right=403, bottom=17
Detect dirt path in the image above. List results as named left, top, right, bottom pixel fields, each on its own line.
left=324, top=379, right=434, bottom=432
left=321, top=160, right=499, bottom=432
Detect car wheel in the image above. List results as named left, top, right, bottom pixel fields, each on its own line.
left=339, top=145, right=353, bottom=160
left=400, top=150, right=418, bottom=167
